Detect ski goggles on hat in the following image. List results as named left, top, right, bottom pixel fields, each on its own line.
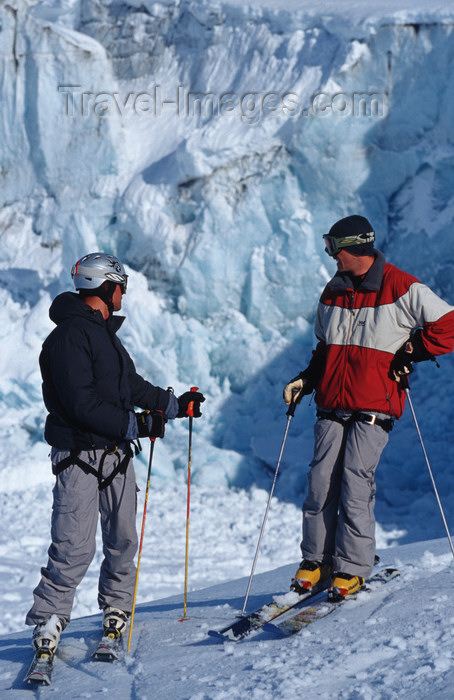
left=323, top=231, right=375, bottom=257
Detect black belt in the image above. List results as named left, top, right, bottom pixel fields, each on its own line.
left=316, top=410, right=394, bottom=433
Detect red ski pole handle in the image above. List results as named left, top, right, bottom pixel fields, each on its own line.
left=187, top=386, right=199, bottom=418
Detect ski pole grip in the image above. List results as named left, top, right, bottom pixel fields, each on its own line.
left=286, top=389, right=299, bottom=417
left=400, top=374, right=410, bottom=392
left=187, top=386, right=199, bottom=417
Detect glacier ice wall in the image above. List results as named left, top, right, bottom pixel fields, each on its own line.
left=2, top=0, right=454, bottom=543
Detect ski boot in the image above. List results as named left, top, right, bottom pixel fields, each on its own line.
left=291, top=559, right=332, bottom=593
left=102, top=607, right=129, bottom=640
left=32, top=614, right=65, bottom=657
left=25, top=616, right=64, bottom=685
left=328, top=572, right=365, bottom=600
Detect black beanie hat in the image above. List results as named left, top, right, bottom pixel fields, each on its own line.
left=328, top=215, right=375, bottom=256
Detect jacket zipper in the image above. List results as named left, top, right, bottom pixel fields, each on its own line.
left=340, top=289, right=356, bottom=408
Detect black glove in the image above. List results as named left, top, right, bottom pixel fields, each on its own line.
left=135, top=410, right=166, bottom=439
left=177, top=390, right=205, bottom=418
left=389, top=329, right=434, bottom=383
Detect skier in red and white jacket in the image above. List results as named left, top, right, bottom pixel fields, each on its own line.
left=283, top=215, right=454, bottom=597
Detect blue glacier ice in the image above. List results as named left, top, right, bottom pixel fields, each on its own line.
left=1, top=0, right=454, bottom=548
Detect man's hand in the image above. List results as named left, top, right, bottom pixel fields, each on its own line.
left=389, top=341, right=415, bottom=382
left=177, top=390, right=206, bottom=418
left=283, top=373, right=312, bottom=405
left=136, top=410, right=166, bottom=439
left=389, top=330, right=434, bottom=383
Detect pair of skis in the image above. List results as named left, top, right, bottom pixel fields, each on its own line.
left=24, top=634, right=121, bottom=686
left=208, top=576, right=331, bottom=642
left=209, top=567, right=400, bottom=642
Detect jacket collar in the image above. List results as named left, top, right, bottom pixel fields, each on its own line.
left=108, top=314, right=125, bottom=333
left=49, top=291, right=125, bottom=332
left=327, top=249, right=385, bottom=293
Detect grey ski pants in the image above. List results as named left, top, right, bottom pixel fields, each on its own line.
left=301, top=412, right=390, bottom=578
left=25, top=446, right=138, bottom=627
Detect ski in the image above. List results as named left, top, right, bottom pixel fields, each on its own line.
left=208, top=577, right=331, bottom=642
left=24, top=648, right=54, bottom=686
left=264, top=567, right=400, bottom=638
left=92, top=635, right=122, bottom=662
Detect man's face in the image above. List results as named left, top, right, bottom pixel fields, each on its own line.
left=112, top=283, right=123, bottom=311
left=333, top=248, right=366, bottom=275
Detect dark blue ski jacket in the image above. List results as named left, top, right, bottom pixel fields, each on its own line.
left=40, top=292, right=170, bottom=450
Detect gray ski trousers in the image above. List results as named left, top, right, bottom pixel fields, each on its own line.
left=25, top=446, right=138, bottom=627
left=301, top=411, right=390, bottom=578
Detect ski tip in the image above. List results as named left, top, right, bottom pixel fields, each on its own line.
left=209, top=619, right=249, bottom=641
left=207, top=629, right=226, bottom=641
left=370, top=567, right=401, bottom=582
left=208, top=629, right=240, bottom=642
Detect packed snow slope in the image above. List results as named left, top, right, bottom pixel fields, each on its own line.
left=2, top=538, right=454, bottom=699
left=2, top=0, right=454, bottom=645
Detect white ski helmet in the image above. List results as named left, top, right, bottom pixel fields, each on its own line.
left=71, top=253, right=128, bottom=292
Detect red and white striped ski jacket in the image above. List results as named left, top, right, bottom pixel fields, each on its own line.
left=312, top=250, right=454, bottom=418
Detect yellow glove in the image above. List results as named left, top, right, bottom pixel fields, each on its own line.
left=283, top=374, right=308, bottom=405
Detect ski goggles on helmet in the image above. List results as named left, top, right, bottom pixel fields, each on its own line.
left=118, top=276, right=128, bottom=294
left=323, top=231, right=375, bottom=257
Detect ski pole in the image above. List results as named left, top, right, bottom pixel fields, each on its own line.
left=180, top=386, right=199, bottom=621
left=127, top=436, right=156, bottom=652
left=401, top=375, right=454, bottom=559
left=239, top=397, right=298, bottom=617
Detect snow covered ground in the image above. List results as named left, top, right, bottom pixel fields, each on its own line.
left=2, top=536, right=454, bottom=698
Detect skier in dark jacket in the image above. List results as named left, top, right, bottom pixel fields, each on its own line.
left=26, top=252, right=205, bottom=655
